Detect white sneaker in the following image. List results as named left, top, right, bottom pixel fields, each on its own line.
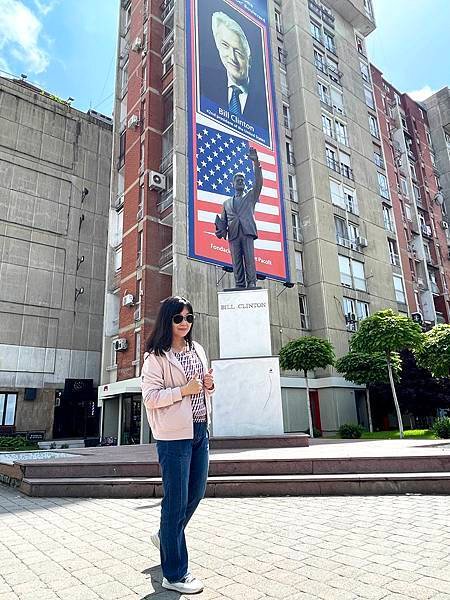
left=150, top=531, right=160, bottom=550
left=162, top=573, right=204, bottom=594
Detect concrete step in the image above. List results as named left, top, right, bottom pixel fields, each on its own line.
left=19, top=454, right=450, bottom=479
left=210, top=434, right=309, bottom=449
left=20, top=472, right=450, bottom=498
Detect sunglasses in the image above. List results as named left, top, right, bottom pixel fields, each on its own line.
left=172, top=314, right=194, bottom=324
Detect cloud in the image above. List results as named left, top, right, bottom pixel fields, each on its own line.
left=0, top=0, right=49, bottom=74
left=407, top=86, right=437, bottom=102
left=33, top=0, right=58, bottom=15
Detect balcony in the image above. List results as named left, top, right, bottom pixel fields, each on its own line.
left=161, top=30, right=174, bottom=56
left=161, top=0, right=175, bottom=21
left=160, top=151, right=173, bottom=172
left=330, top=0, right=375, bottom=35
left=159, top=243, right=173, bottom=273
left=158, top=190, right=173, bottom=213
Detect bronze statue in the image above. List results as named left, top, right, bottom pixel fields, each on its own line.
left=215, top=148, right=262, bottom=288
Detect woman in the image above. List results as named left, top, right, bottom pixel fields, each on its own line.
left=141, top=296, right=214, bottom=595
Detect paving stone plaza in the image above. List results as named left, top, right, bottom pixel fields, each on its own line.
left=1, top=486, right=450, bottom=600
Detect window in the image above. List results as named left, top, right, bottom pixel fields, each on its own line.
left=356, top=35, right=365, bottom=56
left=310, top=20, right=321, bottom=42
left=121, top=60, right=129, bottom=94
left=364, top=86, right=375, bottom=109
left=335, top=120, right=348, bottom=145
left=138, top=185, right=144, bottom=219
left=137, top=231, right=143, bottom=267
left=388, top=239, right=400, bottom=266
left=343, top=298, right=369, bottom=331
left=299, top=296, right=309, bottom=329
left=369, top=115, right=379, bottom=138
left=314, top=49, right=327, bottom=73
left=118, top=131, right=126, bottom=169
left=286, top=141, right=295, bottom=165
left=114, top=247, right=122, bottom=272
left=360, top=61, right=370, bottom=83
left=295, top=251, right=304, bottom=283
left=140, top=141, right=145, bottom=171
left=373, top=146, right=384, bottom=168
left=0, top=393, right=17, bottom=426
left=280, top=69, right=289, bottom=96
left=330, top=180, right=358, bottom=214
left=135, top=330, right=141, bottom=377
left=383, top=205, right=395, bottom=232
left=363, top=0, right=374, bottom=18
left=330, top=87, right=344, bottom=114
left=327, top=57, right=340, bottom=84
left=322, top=114, right=333, bottom=138
left=400, top=177, right=409, bottom=197
left=317, top=81, right=331, bottom=106
left=423, top=243, right=432, bottom=263
left=283, top=104, right=291, bottom=129
left=426, top=129, right=432, bottom=147
left=335, top=216, right=358, bottom=248
left=378, top=172, right=390, bottom=199
left=292, top=212, right=301, bottom=241
left=393, top=275, right=406, bottom=303
left=413, top=184, right=421, bottom=203
left=326, top=145, right=339, bottom=172
left=323, top=30, right=336, bottom=53
left=340, top=151, right=353, bottom=180
left=410, top=162, right=417, bottom=180
left=275, top=9, right=283, bottom=33
left=111, top=209, right=123, bottom=247
left=288, top=174, right=298, bottom=202
left=141, top=63, right=147, bottom=93
left=429, top=270, right=439, bottom=294
left=339, top=255, right=366, bottom=290
left=162, top=52, right=174, bottom=75
left=278, top=47, right=287, bottom=66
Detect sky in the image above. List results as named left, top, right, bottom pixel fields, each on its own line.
left=0, top=0, right=448, bottom=116
left=0, top=0, right=119, bottom=115
left=367, top=0, right=450, bottom=101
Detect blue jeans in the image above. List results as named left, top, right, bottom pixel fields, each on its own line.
left=156, top=422, right=209, bottom=582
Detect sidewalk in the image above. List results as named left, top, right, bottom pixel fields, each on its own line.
left=1, top=486, right=450, bottom=599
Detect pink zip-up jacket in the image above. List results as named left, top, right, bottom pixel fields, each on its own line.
left=140, top=341, right=214, bottom=440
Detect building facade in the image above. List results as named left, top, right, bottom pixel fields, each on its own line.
left=100, top=0, right=424, bottom=443
left=371, top=69, right=450, bottom=326
left=0, top=77, right=113, bottom=441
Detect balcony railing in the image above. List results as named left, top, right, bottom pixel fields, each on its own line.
left=159, top=243, right=173, bottom=269
left=162, top=30, right=174, bottom=56
left=160, top=151, right=173, bottom=172
left=161, top=0, right=175, bottom=21
left=158, top=190, right=173, bottom=212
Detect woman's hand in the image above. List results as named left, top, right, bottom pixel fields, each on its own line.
left=203, top=368, right=214, bottom=391
left=181, top=377, right=203, bottom=396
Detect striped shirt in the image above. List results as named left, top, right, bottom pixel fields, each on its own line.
left=173, top=345, right=207, bottom=423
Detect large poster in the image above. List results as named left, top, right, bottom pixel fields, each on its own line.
left=187, top=0, right=289, bottom=281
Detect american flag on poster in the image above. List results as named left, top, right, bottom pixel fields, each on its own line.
left=192, top=121, right=288, bottom=280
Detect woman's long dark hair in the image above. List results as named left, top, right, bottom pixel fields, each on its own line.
left=145, top=296, right=194, bottom=356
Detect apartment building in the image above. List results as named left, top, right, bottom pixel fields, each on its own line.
left=100, top=0, right=410, bottom=444
left=371, top=69, right=450, bottom=325
left=0, top=77, right=113, bottom=441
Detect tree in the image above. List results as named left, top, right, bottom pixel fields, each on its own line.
left=279, top=337, right=335, bottom=438
left=335, top=351, right=401, bottom=432
left=415, top=324, right=450, bottom=378
left=350, top=309, right=423, bottom=438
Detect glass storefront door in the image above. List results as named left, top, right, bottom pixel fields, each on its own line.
left=121, top=396, right=141, bottom=445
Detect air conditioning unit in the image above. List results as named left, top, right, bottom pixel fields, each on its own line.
left=356, top=236, right=368, bottom=248
left=131, top=37, right=143, bottom=52
left=134, top=306, right=141, bottom=321
left=441, top=221, right=449, bottom=230
left=149, top=171, right=166, bottom=191
left=417, top=277, right=424, bottom=287
left=122, top=294, right=135, bottom=307
left=114, top=194, right=124, bottom=211
left=411, top=312, right=423, bottom=325
left=127, top=114, right=140, bottom=128
left=113, top=338, right=128, bottom=352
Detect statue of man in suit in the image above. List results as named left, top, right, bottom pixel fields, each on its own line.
left=215, top=147, right=262, bottom=288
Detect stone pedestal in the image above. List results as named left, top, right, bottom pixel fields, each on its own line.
left=211, top=289, right=284, bottom=437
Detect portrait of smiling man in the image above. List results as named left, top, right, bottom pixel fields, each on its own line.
left=199, top=6, right=269, bottom=136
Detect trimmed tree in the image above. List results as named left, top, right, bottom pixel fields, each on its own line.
left=279, top=336, right=335, bottom=438
left=335, top=351, right=401, bottom=432
left=415, top=324, right=450, bottom=378
left=350, top=309, right=423, bottom=438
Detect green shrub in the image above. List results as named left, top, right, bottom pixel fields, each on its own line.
left=338, top=423, right=365, bottom=439
left=0, top=437, right=39, bottom=451
left=432, top=417, right=450, bottom=439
